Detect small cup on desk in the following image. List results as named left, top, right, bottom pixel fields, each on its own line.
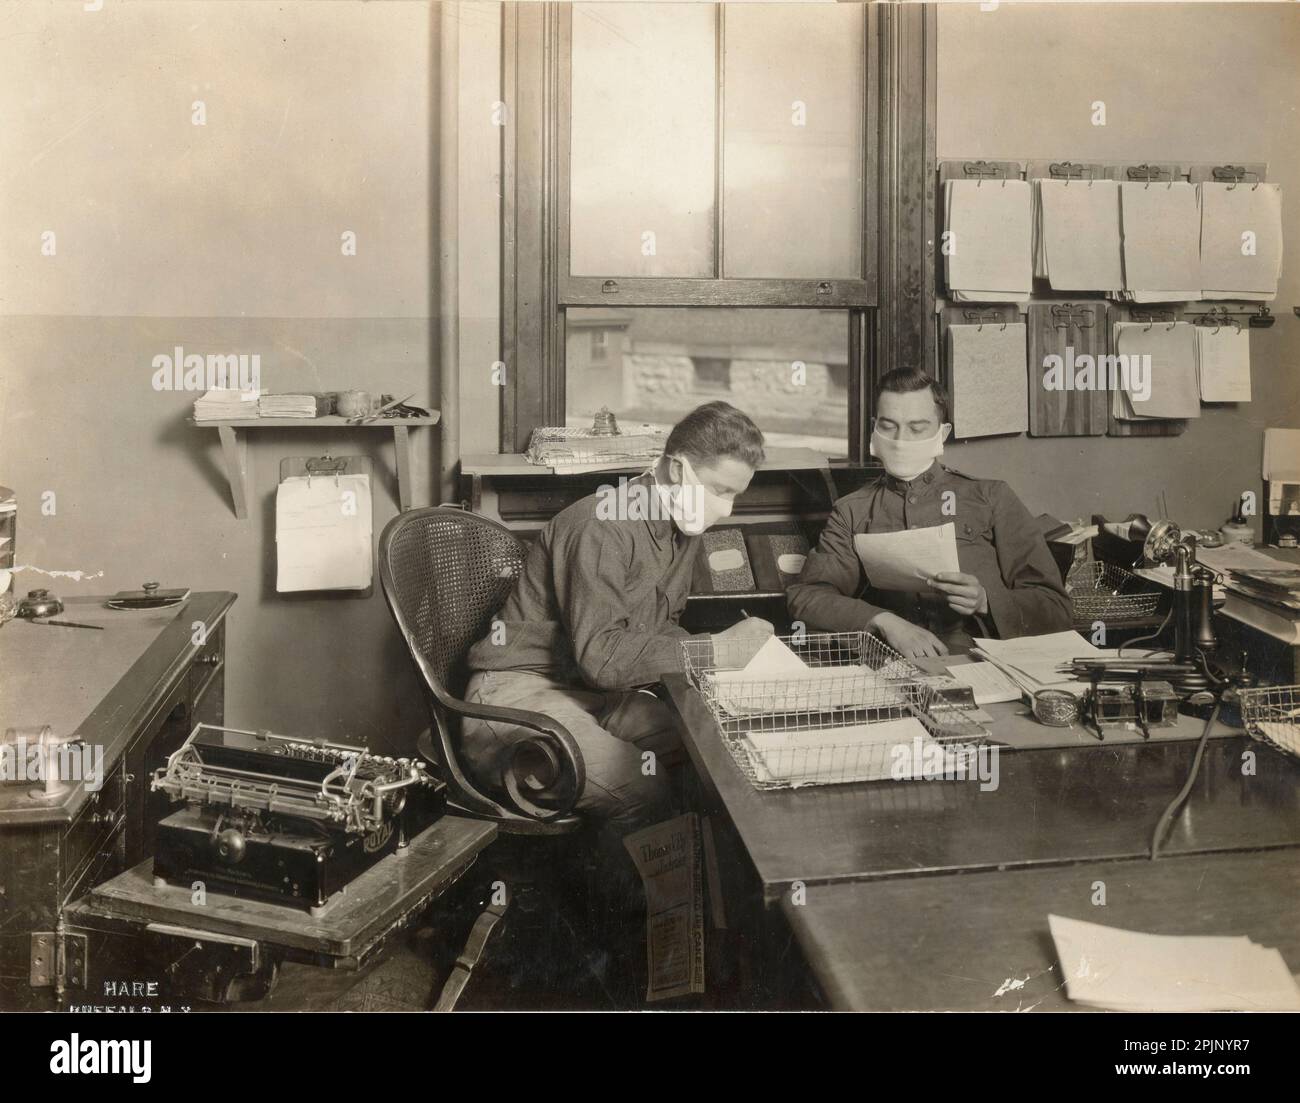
left=337, top=390, right=373, bottom=419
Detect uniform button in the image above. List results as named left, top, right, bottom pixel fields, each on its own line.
left=907, top=494, right=917, bottom=504
left=923, top=473, right=933, bottom=484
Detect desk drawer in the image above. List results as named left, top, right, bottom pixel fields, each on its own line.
left=189, top=620, right=226, bottom=712
left=61, top=762, right=125, bottom=901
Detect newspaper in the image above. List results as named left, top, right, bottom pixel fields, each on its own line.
left=624, top=813, right=705, bottom=1002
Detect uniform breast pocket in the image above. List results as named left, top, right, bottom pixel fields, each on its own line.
left=954, top=509, right=993, bottom=548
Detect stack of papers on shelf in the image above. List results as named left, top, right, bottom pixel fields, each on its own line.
left=258, top=393, right=330, bottom=418
left=1110, top=321, right=1200, bottom=420
left=971, top=631, right=1109, bottom=695
left=1049, top=914, right=1300, bottom=1011
left=1033, top=179, right=1123, bottom=291
left=944, top=179, right=1033, bottom=302
left=1118, top=182, right=1201, bottom=302
left=946, top=323, right=1029, bottom=438
left=193, top=388, right=260, bottom=421
left=1194, top=325, right=1252, bottom=403
left=1199, top=182, right=1283, bottom=301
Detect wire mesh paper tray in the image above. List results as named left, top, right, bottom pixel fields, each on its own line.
left=1066, top=561, right=1163, bottom=626
left=1238, top=684, right=1300, bottom=761
left=681, top=631, right=992, bottom=790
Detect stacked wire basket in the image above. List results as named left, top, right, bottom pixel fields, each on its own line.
left=1237, top=685, right=1300, bottom=761
left=681, top=631, right=991, bottom=790
left=1065, top=560, right=1163, bottom=627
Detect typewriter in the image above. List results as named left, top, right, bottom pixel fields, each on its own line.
left=151, top=724, right=446, bottom=914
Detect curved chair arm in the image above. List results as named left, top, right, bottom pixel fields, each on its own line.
left=435, top=695, right=587, bottom=824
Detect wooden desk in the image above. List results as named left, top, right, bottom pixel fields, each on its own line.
left=0, top=592, right=235, bottom=1009
left=664, top=674, right=1300, bottom=904
left=781, top=849, right=1300, bottom=1012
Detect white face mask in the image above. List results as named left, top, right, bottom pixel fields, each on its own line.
left=657, top=455, right=734, bottom=535
left=869, top=426, right=947, bottom=481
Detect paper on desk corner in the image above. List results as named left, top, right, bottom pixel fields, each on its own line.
left=853, top=524, right=960, bottom=593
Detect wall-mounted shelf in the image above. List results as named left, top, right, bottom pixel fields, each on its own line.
left=191, top=414, right=440, bottom=519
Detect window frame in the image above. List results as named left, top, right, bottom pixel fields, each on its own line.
left=501, top=1, right=935, bottom=460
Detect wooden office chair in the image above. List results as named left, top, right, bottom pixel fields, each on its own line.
left=378, top=506, right=586, bottom=835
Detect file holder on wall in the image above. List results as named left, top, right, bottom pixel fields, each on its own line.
left=1108, top=309, right=1187, bottom=439
left=1027, top=302, right=1109, bottom=438
left=277, top=454, right=375, bottom=599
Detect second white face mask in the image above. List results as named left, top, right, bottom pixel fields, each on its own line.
left=660, top=455, right=733, bottom=535
left=869, top=427, right=946, bottom=480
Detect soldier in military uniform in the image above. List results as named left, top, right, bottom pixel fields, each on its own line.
left=788, top=368, right=1071, bottom=658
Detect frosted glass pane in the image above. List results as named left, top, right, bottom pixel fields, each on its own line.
left=570, top=4, right=716, bottom=277
left=722, top=4, right=864, bottom=278
left=565, top=307, right=849, bottom=455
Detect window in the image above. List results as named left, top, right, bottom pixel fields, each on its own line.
left=566, top=308, right=850, bottom=455
left=501, top=1, right=939, bottom=460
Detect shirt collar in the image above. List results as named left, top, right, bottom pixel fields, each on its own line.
left=638, top=472, right=678, bottom=550
left=882, top=460, right=945, bottom=496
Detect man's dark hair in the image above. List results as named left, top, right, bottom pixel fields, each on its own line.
left=665, top=401, right=766, bottom=468
left=873, top=368, right=952, bottom=424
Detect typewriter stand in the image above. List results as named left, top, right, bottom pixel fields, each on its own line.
left=58, top=815, right=497, bottom=1007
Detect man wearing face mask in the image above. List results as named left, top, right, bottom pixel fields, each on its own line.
left=788, top=369, right=1071, bottom=659
left=462, top=400, right=773, bottom=834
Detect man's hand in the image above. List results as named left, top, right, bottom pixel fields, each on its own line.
left=869, top=611, right=948, bottom=659
left=928, top=571, right=988, bottom=617
left=710, top=616, right=775, bottom=669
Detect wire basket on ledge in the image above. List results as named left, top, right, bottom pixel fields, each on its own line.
left=1066, top=561, right=1163, bottom=626
left=524, top=426, right=667, bottom=467
left=681, top=631, right=991, bottom=790
left=1237, top=684, right=1300, bottom=760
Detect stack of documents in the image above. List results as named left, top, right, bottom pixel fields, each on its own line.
left=1033, top=179, right=1123, bottom=292
left=944, top=179, right=1033, bottom=302
left=258, top=393, right=329, bottom=418
left=971, top=631, right=1108, bottom=695
left=1199, top=182, right=1283, bottom=301
left=944, top=660, right=1024, bottom=705
left=276, top=474, right=373, bottom=592
left=193, top=388, right=260, bottom=421
left=1118, top=182, right=1201, bottom=302
left=739, top=717, right=944, bottom=786
left=1049, top=914, right=1300, bottom=1011
left=1111, top=321, right=1201, bottom=421
left=946, top=323, right=1029, bottom=438
left=1193, top=325, right=1251, bottom=402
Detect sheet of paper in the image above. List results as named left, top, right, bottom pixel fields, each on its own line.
left=741, top=717, right=940, bottom=785
left=1114, top=322, right=1201, bottom=419
left=1037, top=179, right=1123, bottom=290
left=947, top=323, right=1029, bottom=438
left=1120, top=182, right=1201, bottom=298
left=624, top=814, right=705, bottom=1003
left=853, top=523, right=961, bottom=593
left=1049, top=914, right=1300, bottom=1012
left=1198, top=542, right=1298, bottom=575
left=276, top=474, right=373, bottom=592
left=944, top=660, right=1024, bottom=704
left=972, top=631, right=1109, bottom=694
left=1264, top=428, right=1300, bottom=482
left=709, top=664, right=904, bottom=715
left=739, top=634, right=809, bottom=676
left=1199, top=182, right=1283, bottom=297
left=945, top=179, right=1033, bottom=296
left=1195, top=326, right=1252, bottom=402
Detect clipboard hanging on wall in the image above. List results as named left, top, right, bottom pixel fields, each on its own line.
left=1107, top=308, right=1191, bottom=438
left=939, top=305, right=1028, bottom=441
left=276, top=454, right=375, bottom=598
left=938, top=160, right=1031, bottom=303
left=1027, top=302, right=1110, bottom=437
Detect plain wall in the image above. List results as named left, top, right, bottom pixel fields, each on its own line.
left=937, top=1, right=1300, bottom=530
left=0, top=0, right=453, bottom=750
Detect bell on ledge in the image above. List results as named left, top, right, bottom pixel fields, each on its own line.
left=591, top=407, right=621, bottom=436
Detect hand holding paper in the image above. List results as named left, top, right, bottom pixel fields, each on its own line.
left=852, top=524, right=961, bottom=593
left=928, top=571, right=988, bottom=616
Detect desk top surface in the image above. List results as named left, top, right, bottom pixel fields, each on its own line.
left=0, top=592, right=236, bottom=825
left=781, top=848, right=1300, bottom=1012
left=663, top=674, right=1300, bottom=902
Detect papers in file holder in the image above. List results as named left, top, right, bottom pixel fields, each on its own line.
left=276, top=456, right=373, bottom=593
